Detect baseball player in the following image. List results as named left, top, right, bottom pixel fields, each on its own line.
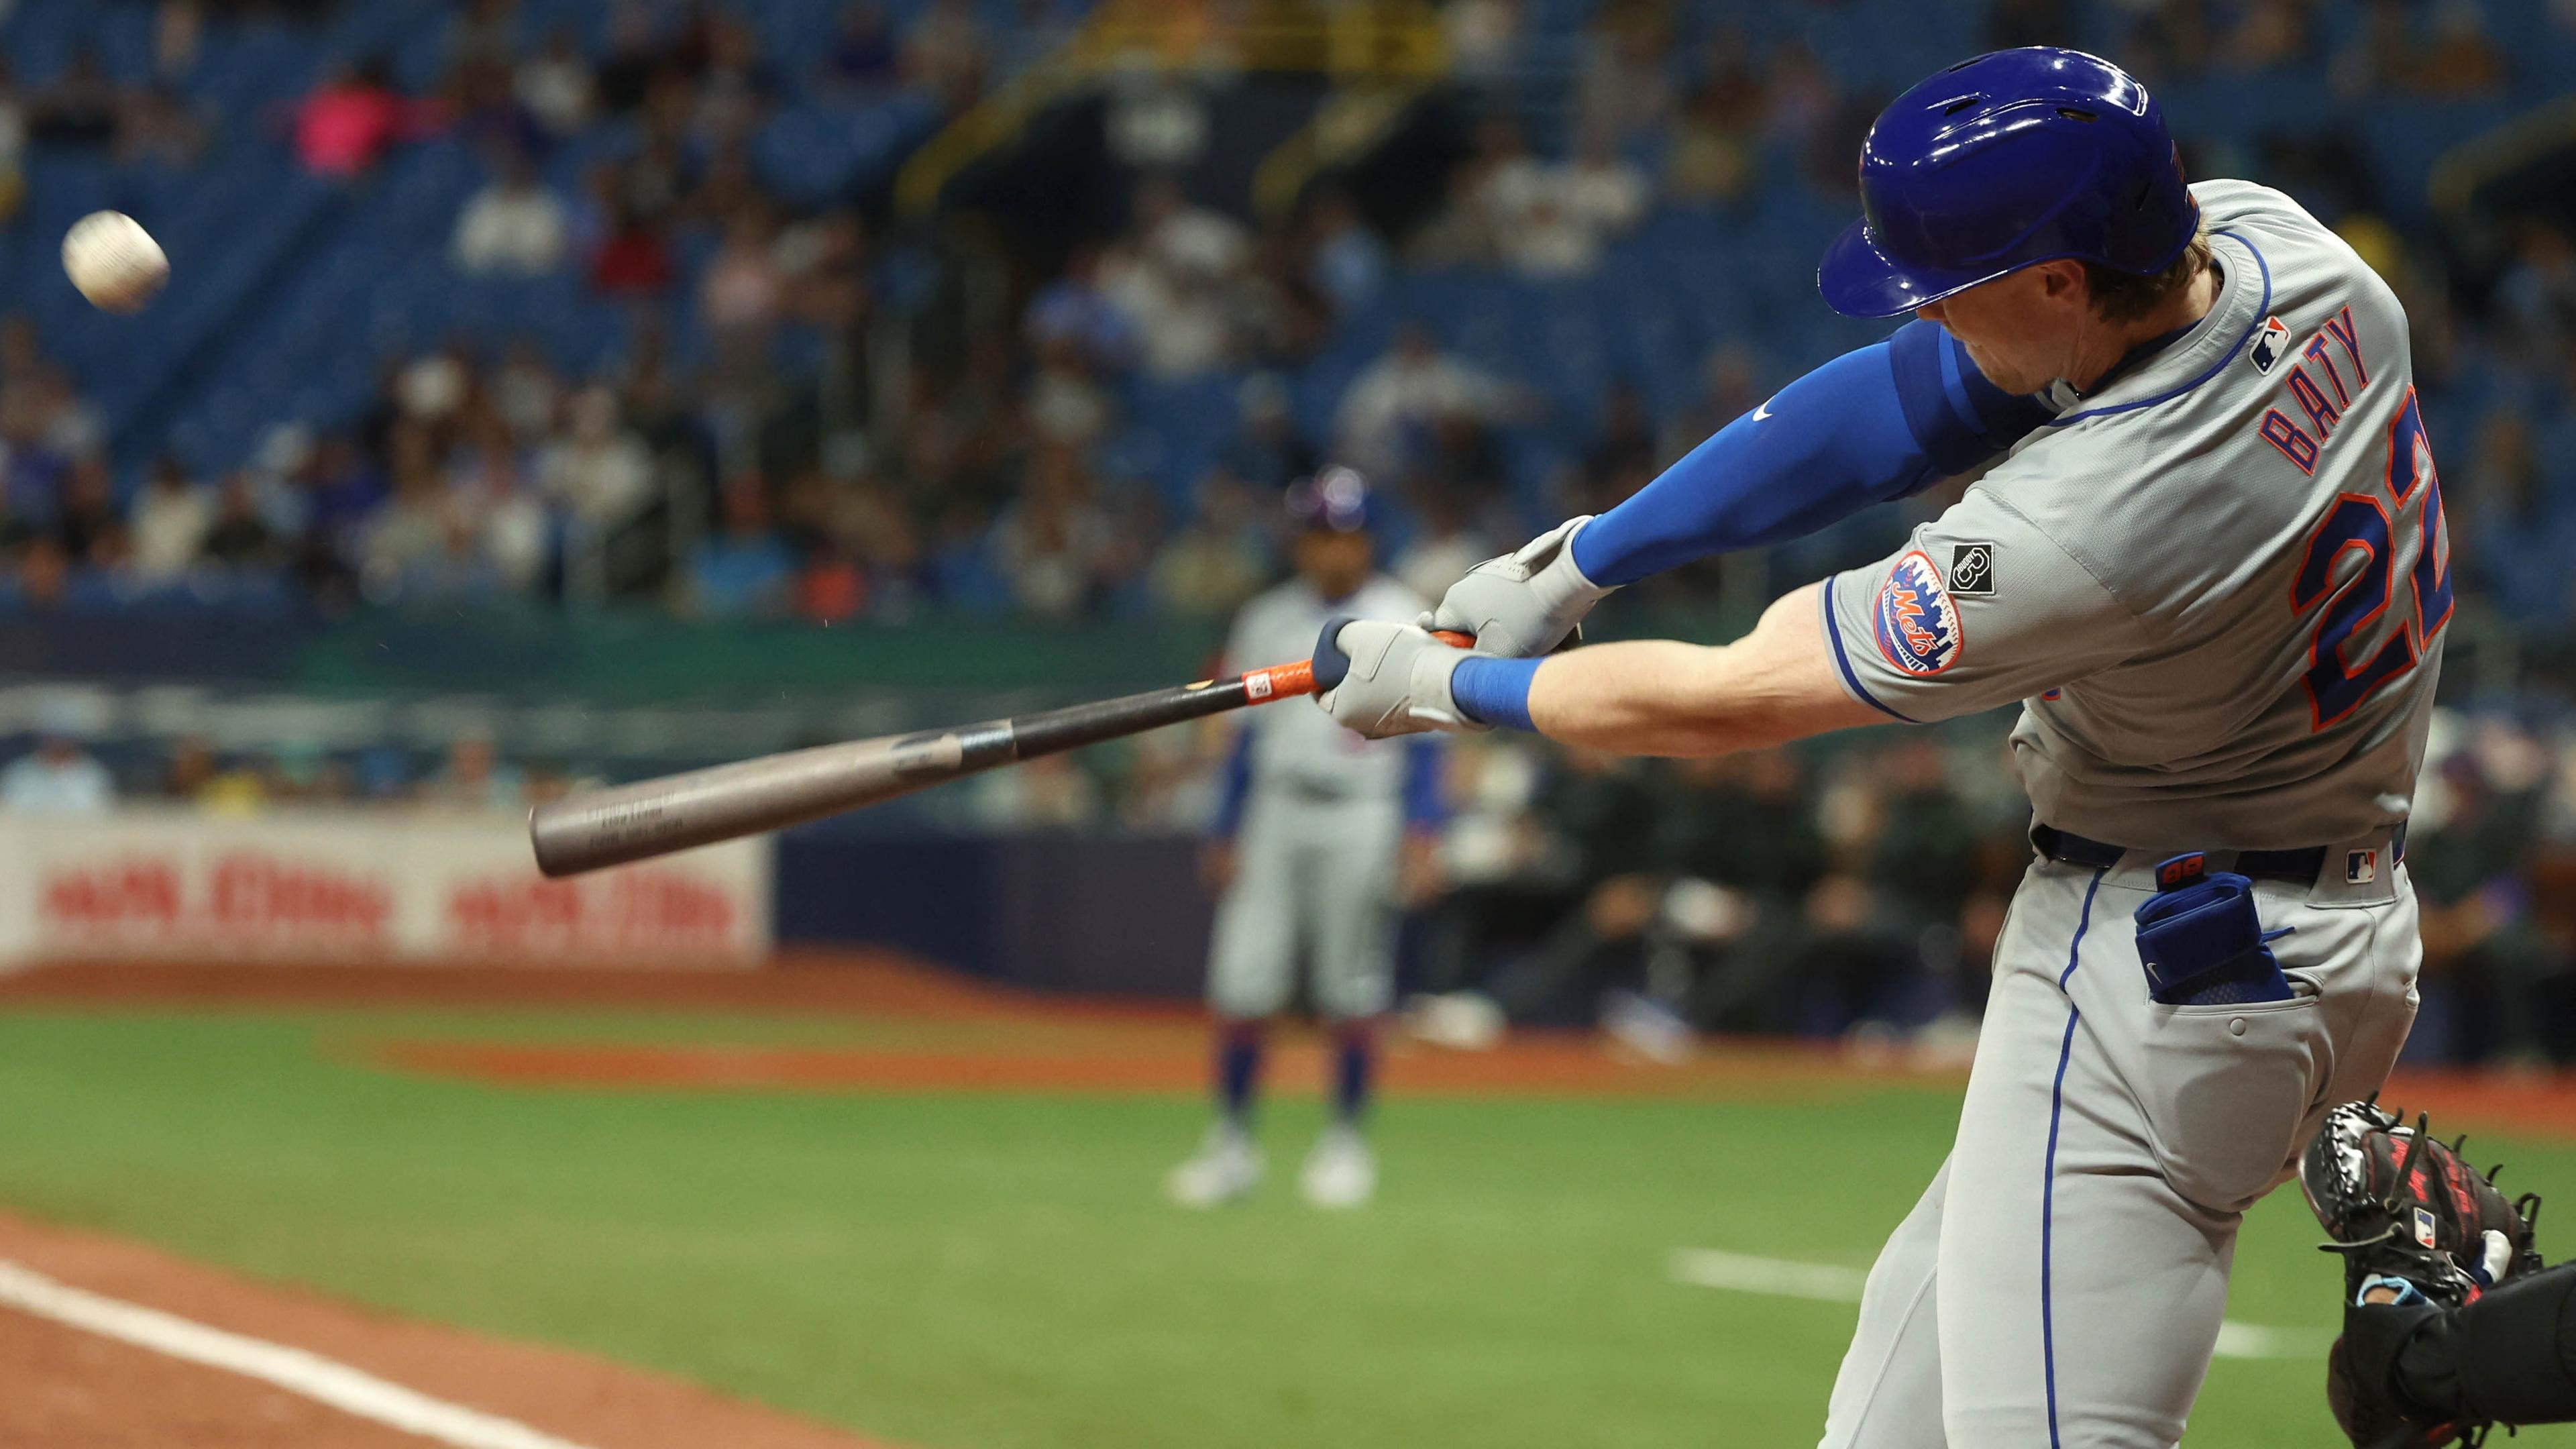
left=1167, top=468, right=1441, bottom=1210
left=1314, top=48, right=2446, bottom=1446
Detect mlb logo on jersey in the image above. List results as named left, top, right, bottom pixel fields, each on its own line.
left=1874, top=549, right=1964, bottom=676
left=2346, top=849, right=2377, bottom=884
left=2248, top=315, right=2293, bottom=375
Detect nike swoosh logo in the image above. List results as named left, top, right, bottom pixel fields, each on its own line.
left=1752, top=398, right=1775, bottom=421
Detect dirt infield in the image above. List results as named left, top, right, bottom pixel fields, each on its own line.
left=0, top=1210, right=900, bottom=1449
left=9, top=953, right=2575, bottom=1133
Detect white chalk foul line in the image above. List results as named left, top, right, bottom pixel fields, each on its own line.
left=0, top=1259, right=600, bottom=1449
left=1666, top=1249, right=2334, bottom=1361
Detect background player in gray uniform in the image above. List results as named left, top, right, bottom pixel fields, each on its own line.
left=1309, top=48, right=2444, bottom=1446
left=1167, top=468, right=1441, bottom=1210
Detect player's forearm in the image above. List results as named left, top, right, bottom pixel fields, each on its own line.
left=1568, top=323, right=2044, bottom=586
left=1520, top=585, right=1884, bottom=755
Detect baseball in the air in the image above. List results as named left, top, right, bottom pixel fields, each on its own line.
left=62, top=211, right=169, bottom=313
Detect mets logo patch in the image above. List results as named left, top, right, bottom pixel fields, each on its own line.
left=2248, top=316, right=2293, bottom=375
left=1874, top=549, right=1965, bottom=676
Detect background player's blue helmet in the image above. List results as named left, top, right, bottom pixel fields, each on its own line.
left=1817, top=48, right=2198, bottom=319
left=1286, top=466, right=1375, bottom=533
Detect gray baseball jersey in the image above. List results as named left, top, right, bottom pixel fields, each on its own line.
left=1206, top=574, right=1427, bottom=1020
left=1222, top=575, right=1426, bottom=805
left=1821, top=180, right=2445, bottom=853
left=1814, top=182, right=2437, bottom=1446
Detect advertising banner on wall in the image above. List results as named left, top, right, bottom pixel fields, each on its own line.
left=0, top=810, right=771, bottom=969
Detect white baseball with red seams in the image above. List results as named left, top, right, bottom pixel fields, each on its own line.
left=62, top=210, right=169, bottom=313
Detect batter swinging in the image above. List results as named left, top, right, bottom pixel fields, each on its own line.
left=1312, top=48, right=2442, bottom=1447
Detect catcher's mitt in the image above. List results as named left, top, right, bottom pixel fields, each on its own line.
left=2300, top=1099, right=2546, bottom=1448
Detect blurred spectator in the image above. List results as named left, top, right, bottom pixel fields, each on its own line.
left=447, top=0, right=516, bottom=73
left=0, top=733, right=113, bottom=814
left=294, top=57, right=435, bottom=178
left=2221, top=0, right=2322, bottom=74
left=991, top=445, right=1110, bottom=618
left=129, top=457, right=213, bottom=583
left=1666, top=39, right=1762, bottom=207
left=1305, top=189, right=1388, bottom=313
left=1578, top=380, right=1659, bottom=509
left=1572, top=0, right=1675, bottom=146
left=1150, top=471, right=1270, bottom=616
left=2461, top=408, right=2576, bottom=635
left=1334, top=323, right=1507, bottom=480
left=588, top=201, right=676, bottom=296
left=2496, top=221, right=2576, bottom=370
left=54, top=457, right=123, bottom=568
left=1223, top=374, right=1318, bottom=490
left=2414, top=749, right=2567, bottom=1067
left=1464, top=118, right=1649, bottom=278
left=1661, top=343, right=1765, bottom=464
left=452, top=150, right=572, bottom=276
left=689, top=472, right=796, bottom=617
left=420, top=735, right=521, bottom=812
left=517, top=28, right=596, bottom=136
left=1445, top=0, right=1523, bottom=91
left=2126, top=0, right=2214, bottom=81
left=201, top=474, right=279, bottom=567
left=821, top=2, right=902, bottom=91
left=156, top=0, right=204, bottom=83
left=2420, top=0, right=2508, bottom=96
left=1024, top=343, right=1115, bottom=449
left=2341, top=0, right=2507, bottom=98
left=1419, top=745, right=1664, bottom=1034
left=906, top=0, right=989, bottom=109
left=1025, top=246, right=1137, bottom=372
left=1655, top=749, right=1831, bottom=1032
left=1392, top=487, right=1492, bottom=604
left=595, top=3, right=665, bottom=114
left=360, top=445, right=450, bottom=587
left=116, top=83, right=208, bottom=169
left=699, top=208, right=787, bottom=352
left=537, top=386, right=654, bottom=529
left=30, top=48, right=122, bottom=148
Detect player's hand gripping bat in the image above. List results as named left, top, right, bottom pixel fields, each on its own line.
left=528, top=631, right=1472, bottom=877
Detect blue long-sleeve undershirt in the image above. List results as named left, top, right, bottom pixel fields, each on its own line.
left=1569, top=321, right=2054, bottom=587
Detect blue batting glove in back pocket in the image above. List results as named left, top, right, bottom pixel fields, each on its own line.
left=2133, top=853, right=2294, bottom=1007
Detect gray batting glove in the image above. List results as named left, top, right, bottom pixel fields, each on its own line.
left=1424, top=515, right=1617, bottom=657
left=1311, top=616, right=1486, bottom=739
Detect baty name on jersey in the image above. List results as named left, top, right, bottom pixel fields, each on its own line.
left=2253, top=305, right=2371, bottom=475
left=1873, top=549, right=1964, bottom=676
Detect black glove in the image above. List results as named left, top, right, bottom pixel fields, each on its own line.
left=2301, top=1100, right=2546, bottom=1446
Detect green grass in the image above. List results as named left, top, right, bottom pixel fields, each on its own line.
left=0, top=1007, right=2568, bottom=1448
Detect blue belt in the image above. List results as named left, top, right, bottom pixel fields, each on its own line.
left=2031, top=823, right=2405, bottom=885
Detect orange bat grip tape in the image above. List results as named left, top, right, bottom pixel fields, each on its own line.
left=1247, top=630, right=1472, bottom=702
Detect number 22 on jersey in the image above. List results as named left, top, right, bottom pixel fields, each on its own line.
left=2287, top=388, right=2452, bottom=731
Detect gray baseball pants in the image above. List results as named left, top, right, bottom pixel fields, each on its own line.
left=1207, top=792, right=1402, bottom=1021
left=1820, top=841, right=2419, bottom=1447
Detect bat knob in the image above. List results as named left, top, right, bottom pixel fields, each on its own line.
left=1311, top=614, right=1357, bottom=692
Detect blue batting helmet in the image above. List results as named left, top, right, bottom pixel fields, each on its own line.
left=1286, top=466, right=1375, bottom=533
left=1817, top=48, right=2197, bottom=319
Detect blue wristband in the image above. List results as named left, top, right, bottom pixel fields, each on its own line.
left=1450, top=657, right=1541, bottom=732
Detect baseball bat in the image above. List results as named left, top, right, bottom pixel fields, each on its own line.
left=527, top=631, right=1470, bottom=877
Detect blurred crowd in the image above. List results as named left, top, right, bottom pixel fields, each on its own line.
left=0, top=0, right=2569, bottom=1068
left=0, top=728, right=577, bottom=816
left=0, top=0, right=2559, bottom=648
